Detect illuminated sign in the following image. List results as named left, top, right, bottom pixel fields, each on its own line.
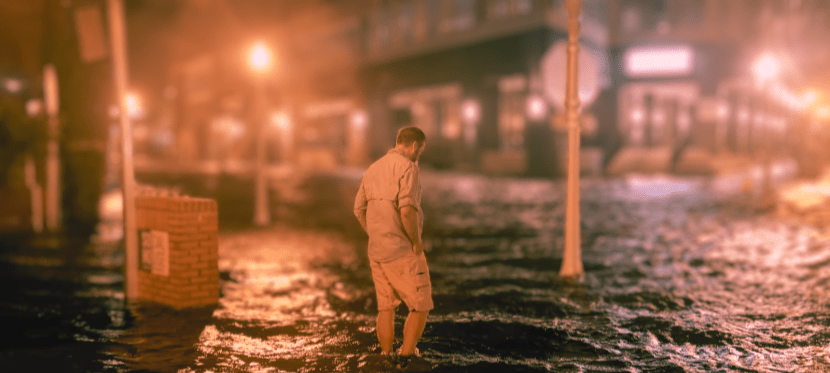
left=624, top=46, right=694, bottom=77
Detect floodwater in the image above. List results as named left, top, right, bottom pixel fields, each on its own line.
left=2, top=168, right=829, bottom=372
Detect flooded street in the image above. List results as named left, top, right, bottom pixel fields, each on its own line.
left=2, top=170, right=830, bottom=372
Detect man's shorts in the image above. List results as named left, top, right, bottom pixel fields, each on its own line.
left=370, top=252, right=433, bottom=312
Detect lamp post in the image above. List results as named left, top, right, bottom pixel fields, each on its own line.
left=560, top=0, right=584, bottom=280
left=107, top=0, right=139, bottom=299
left=249, top=42, right=272, bottom=226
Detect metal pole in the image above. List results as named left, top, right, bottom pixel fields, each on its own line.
left=43, top=64, right=61, bottom=232
left=108, top=0, right=139, bottom=299
left=560, top=0, right=584, bottom=280
left=253, top=80, right=271, bottom=226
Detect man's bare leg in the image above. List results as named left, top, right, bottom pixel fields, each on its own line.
left=377, top=309, right=395, bottom=353
left=399, top=310, right=428, bottom=355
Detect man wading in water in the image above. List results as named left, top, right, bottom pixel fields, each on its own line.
left=354, top=126, right=433, bottom=370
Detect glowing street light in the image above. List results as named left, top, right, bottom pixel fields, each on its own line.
left=249, top=42, right=272, bottom=73
left=752, top=53, right=780, bottom=85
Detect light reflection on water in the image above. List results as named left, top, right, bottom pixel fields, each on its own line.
left=168, top=173, right=829, bottom=372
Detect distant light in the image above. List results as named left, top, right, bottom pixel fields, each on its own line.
left=461, top=99, right=480, bottom=123
left=717, top=102, right=729, bottom=119
left=270, top=111, right=291, bottom=131
left=350, top=110, right=368, bottom=131
left=816, top=106, right=830, bottom=120
left=624, top=45, right=694, bottom=77
left=25, top=99, right=43, bottom=118
left=802, top=90, right=818, bottom=106
left=125, top=92, right=144, bottom=119
left=752, top=53, right=780, bottom=84
left=4, top=78, right=22, bottom=93
left=213, top=115, right=245, bottom=139
left=631, top=107, right=645, bottom=123
left=525, top=95, right=548, bottom=121
left=249, top=42, right=272, bottom=73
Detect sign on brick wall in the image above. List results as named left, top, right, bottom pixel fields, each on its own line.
left=140, top=229, right=170, bottom=277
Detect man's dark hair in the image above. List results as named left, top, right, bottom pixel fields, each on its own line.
left=396, top=126, right=426, bottom=146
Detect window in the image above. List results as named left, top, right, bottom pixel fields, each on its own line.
left=389, top=84, right=463, bottom=141
left=453, top=0, right=476, bottom=30
left=512, top=0, right=532, bottom=15
left=437, top=0, right=476, bottom=33
left=369, top=1, right=391, bottom=52
left=487, top=0, right=509, bottom=20
left=621, top=0, right=666, bottom=34
left=412, top=0, right=430, bottom=42
left=487, top=0, right=533, bottom=20
left=498, top=76, right=528, bottom=150
left=394, top=0, right=414, bottom=45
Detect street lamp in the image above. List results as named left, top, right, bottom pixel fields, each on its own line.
left=752, top=53, right=780, bottom=87
left=249, top=42, right=273, bottom=226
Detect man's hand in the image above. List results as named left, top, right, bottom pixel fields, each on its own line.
left=400, top=205, right=422, bottom=255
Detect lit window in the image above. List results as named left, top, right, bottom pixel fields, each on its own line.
left=623, top=45, right=694, bottom=77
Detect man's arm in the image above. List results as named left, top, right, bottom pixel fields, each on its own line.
left=400, top=205, right=422, bottom=255
left=354, top=183, right=368, bottom=233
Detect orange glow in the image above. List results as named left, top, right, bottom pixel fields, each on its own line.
left=249, top=42, right=272, bottom=73
left=816, top=106, right=830, bottom=120
left=802, top=90, right=819, bottom=106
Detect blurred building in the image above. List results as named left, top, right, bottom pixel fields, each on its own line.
left=350, top=0, right=825, bottom=176
left=354, top=0, right=612, bottom=176
left=606, top=0, right=825, bottom=175
left=134, top=0, right=828, bottom=178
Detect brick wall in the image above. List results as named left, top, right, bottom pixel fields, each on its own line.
left=135, top=196, right=219, bottom=308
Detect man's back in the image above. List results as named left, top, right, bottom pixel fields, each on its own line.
left=354, top=149, right=422, bottom=263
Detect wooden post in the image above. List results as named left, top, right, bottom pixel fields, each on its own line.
left=560, top=0, right=584, bottom=280
left=108, top=0, right=139, bottom=299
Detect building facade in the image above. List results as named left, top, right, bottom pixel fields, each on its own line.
left=355, top=0, right=613, bottom=176
left=351, top=0, right=817, bottom=176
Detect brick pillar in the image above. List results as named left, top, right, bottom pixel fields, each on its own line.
left=135, top=196, right=219, bottom=308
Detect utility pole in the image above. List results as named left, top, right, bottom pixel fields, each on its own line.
left=108, top=0, right=139, bottom=299
left=560, top=0, right=584, bottom=280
